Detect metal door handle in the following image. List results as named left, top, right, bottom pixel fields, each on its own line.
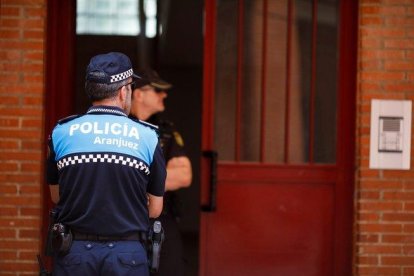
left=201, top=150, right=218, bottom=212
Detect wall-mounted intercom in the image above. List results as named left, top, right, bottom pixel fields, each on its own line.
left=369, top=99, right=412, bottom=170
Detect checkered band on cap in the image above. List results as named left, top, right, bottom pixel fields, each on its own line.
left=110, top=69, right=134, bottom=83
left=57, top=153, right=150, bottom=175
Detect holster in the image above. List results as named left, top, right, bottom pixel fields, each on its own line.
left=45, top=209, right=57, bottom=256
left=147, top=220, right=165, bottom=273
left=51, top=223, right=73, bottom=256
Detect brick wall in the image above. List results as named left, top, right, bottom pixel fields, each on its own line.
left=0, top=1, right=46, bottom=275
left=356, top=1, right=414, bottom=275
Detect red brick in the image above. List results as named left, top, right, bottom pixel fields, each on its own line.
left=404, top=224, right=414, bottom=233
left=0, top=206, right=18, bottom=216
left=359, top=223, right=403, bottom=233
left=361, top=6, right=381, bottom=15
left=1, top=0, right=44, bottom=5
left=24, top=7, right=46, bottom=17
left=21, top=140, right=42, bottom=150
left=0, top=196, right=40, bottom=206
left=20, top=207, right=41, bottom=216
left=379, top=6, right=407, bottom=15
left=360, top=59, right=383, bottom=70
left=382, top=256, right=414, bottom=266
left=361, top=27, right=405, bottom=38
left=358, top=234, right=380, bottom=243
left=0, top=162, right=19, bottom=171
left=23, top=30, right=44, bottom=40
left=0, top=95, right=20, bottom=106
left=360, top=49, right=405, bottom=60
left=361, top=72, right=406, bottom=81
left=23, top=96, right=43, bottom=105
left=384, top=39, right=414, bottom=49
left=0, top=140, right=19, bottom=149
left=356, top=255, right=379, bottom=265
left=0, top=7, right=21, bottom=17
left=384, top=60, right=414, bottom=70
left=20, top=185, right=40, bottom=194
left=0, top=174, right=40, bottom=182
left=21, top=118, right=42, bottom=128
left=21, top=162, right=41, bottom=172
left=19, top=229, right=40, bottom=239
left=359, top=201, right=403, bottom=211
left=386, top=17, right=414, bottom=27
left=360, top=37, right=382, bottom=48
left=382, top=234, right=414, bottom=243
left=383, top=213, right=414, bottom=222
left=384, top=83, right=414, bottom=92
left=383, top=191, right=414, bottom=200
left=22, top=51, right=44, bottom=61
left=359, top=191, right=381, bottom=200
left=361, top=244, right=402, bottom=254
left=0, top=262, right=38, bottom=272
left=0, top=30, right=22, bottom=39
left=361, top=17, right=384, bottom=26
left=0, top=118, right=19, bottom=127
left=357, top=266, right=401, bottom=275
left=358, top=211, right=381, bottom=221
left=0, top=251, right=18, bottom=260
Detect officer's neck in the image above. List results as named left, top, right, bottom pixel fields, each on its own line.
left=92, top=97, right=124, bottom=111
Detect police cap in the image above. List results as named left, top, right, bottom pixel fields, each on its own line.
left=86, top=52, right=140, bottom=84
left=135, top=69, right=172, bottom=91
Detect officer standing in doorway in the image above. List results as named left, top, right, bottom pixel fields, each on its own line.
left=129, top=69, right=193, bottom=276
left=46, top=52, right=166, bottom=275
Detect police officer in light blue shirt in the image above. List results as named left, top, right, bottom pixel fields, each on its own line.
left=46, top=52, right=166, bottom=276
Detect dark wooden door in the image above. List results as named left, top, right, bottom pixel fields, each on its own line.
left=199, top=1, right=357, bottom=275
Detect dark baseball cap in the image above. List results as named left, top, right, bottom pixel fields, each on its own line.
left=86, top=52, right=140, bottom=84
left=135, top=69, right=172, bottom=91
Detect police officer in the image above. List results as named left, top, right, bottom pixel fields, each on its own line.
left=46, top=52, right=166, bottom=276
left=129, top=69, right=192, bottom=276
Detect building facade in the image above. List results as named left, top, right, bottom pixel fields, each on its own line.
left=0, top=0, right=414, bottom=275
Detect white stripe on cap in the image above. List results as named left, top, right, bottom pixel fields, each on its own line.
left=110, top=68, right=133, bottom=83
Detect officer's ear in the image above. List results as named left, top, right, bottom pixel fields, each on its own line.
left=119, top=85, right=128, bottom=103
left=133, top=88, right=145, bottom=102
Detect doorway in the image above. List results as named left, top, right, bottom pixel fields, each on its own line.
left=45, top=0, right=203, bottom=275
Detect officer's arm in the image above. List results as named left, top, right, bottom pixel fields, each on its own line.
left=147, top=194, right=163, bottom=218
left=49, top=185, right=59, bottom=204
left=165, top=156, right=192, bottom=191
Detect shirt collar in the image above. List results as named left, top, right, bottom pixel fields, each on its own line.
left=86, top=105, right=127, bottom=117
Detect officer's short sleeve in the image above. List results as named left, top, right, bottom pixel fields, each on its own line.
left=168, top=130, right=186, bottom=159
left=46, top=135, right=59, bottom=184
left=147, top=142, right=166, bottom=196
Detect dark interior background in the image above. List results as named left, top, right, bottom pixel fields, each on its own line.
left=74, top=1, right=203, bottom=274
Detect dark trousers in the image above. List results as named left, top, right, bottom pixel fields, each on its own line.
left=53, top=240, right=149, bottom=276
left=152, top=213, right=184, bottom=276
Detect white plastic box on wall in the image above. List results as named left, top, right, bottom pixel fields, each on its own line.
left=369, top=99, right=412, bottom=170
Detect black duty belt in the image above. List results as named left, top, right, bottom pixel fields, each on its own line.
left=72, top=231, right=146, bottom=242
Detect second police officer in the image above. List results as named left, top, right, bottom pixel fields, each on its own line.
left=129, top=69, right=193, bottom=276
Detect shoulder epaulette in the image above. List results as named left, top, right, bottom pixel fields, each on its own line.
left=137, top=120, right=159, bottom=130
left=57, top=114, right=82, bottom=125
left=158, top=119, right=174, bottom=129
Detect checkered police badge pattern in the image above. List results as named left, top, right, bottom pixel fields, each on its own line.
left=57, top=153, right=150, bottom=175
left=110, top=69, right=133, bottom=83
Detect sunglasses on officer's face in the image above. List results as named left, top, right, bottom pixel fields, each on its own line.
left=126, top=81, right=136, bottom=91
left=117, top=81, right=135, bottom=92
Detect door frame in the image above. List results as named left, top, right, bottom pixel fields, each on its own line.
left=200, top=0, right=358, bottom=275
left=42, top=0, right=76, bottom=269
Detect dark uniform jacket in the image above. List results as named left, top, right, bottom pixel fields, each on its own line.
left=46, top=106, right=166, bottom=235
